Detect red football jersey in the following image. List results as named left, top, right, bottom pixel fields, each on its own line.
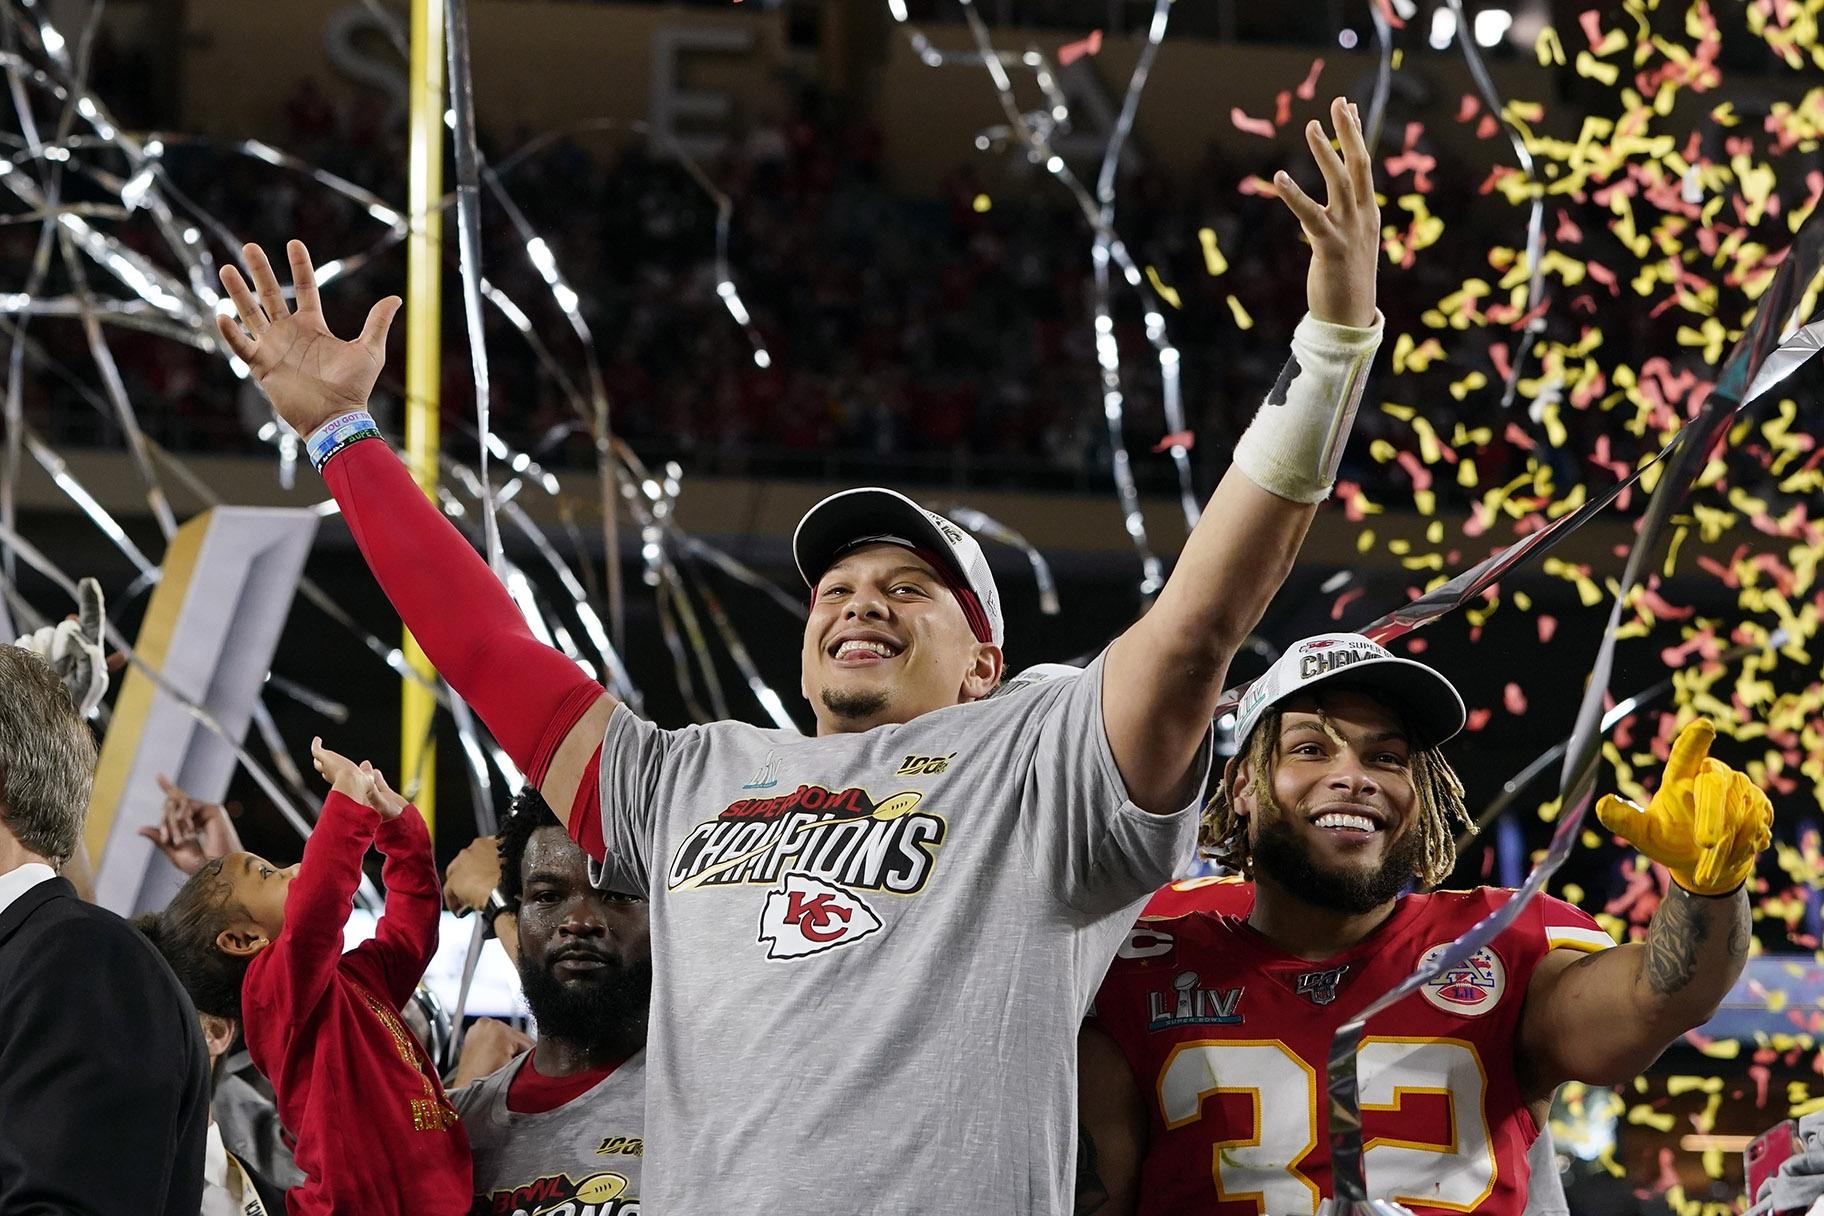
left=1092, top=886, right=1613, bottom=1216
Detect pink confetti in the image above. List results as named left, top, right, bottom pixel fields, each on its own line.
left=1330, top=585, right=1365, bottom=621
left=1295, top=58, right=1326, bottom=101
left=1274, top=90, right=1293, bottom=128
left=1488, top=343, right=1514, bottom=384
left=1382, top=122, right=1437, bottom=192
left=1537, top=615, right=1557, bottom=643
left=1503, top=682, right=1527, bottom=715
left=1578, top=7, right=1607, bottom=49
left=1394, top=449, right=1433, bottom=492
left=1591, top=435, right=1632, bottom=481
left=1370, top=0, right=1405, bottom=29
left=1456, top=94, right=1480, bottom=123
left=1058, top=29, right=1103, bottom=67
left=1465, top=707, right=1492, bottom=732
left=1152, top=430, right=1195, bottom=453
left=1476, top=113, right=1499, bottom=140
left=1406, top=637, right=1429, bottom=654
left=1230, top=107, right=1278, bottom=139
left=1636, top=587, right=1696, bottom=621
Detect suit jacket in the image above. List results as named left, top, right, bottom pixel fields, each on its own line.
left=0, top=875, right=210, bottom=1215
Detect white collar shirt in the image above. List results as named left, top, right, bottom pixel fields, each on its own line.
left=0, top=862, right=56, bottom=920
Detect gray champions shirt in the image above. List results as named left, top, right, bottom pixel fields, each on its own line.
left=452, top=1050, right=646, bottom=1215
left=596, top=651, right=1206, bottom=1214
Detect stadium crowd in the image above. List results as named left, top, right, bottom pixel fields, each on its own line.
left=13, top=62, right=1634, bottom=502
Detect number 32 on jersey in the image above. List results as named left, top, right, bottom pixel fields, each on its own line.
left=1159, top=1037, right=1496, bottom=1214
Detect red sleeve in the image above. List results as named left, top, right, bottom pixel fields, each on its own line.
left=245, top=791, right=377, bottom=1019
left=344, top=805, right=442, bottom=1009
left=322, top=438, right=606, bottom=811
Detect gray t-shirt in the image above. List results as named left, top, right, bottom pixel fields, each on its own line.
left=451, top=1050, right=645, bottom=1215
left=596, top=651, right=1205, bottom=1214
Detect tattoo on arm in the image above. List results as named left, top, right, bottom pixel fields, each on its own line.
left=1076, top=1124, right=1111, bottom=1216
left=1643, top=884, right=1747, bottom=996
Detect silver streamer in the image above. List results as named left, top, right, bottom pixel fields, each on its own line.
left=888, top=0, right=1187, bottom=597
left=0, top=0, right=807, bottom=870
left=442, top=0, right=504, bottom=577
left=1362, top=0, right=1396, bottom=153
left=940, top=504, right=1060, bottom=616
left=1439, top=0, right=1547, bottom=410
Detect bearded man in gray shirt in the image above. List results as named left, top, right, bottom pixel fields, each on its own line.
left=224, top=95, right=1382, bottom=1214
left=451, top=790, right=650, bottom=1216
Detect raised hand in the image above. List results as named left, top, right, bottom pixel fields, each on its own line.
left=310, top=735, right=377, bottom=806
left=215, top=240, right=401, bottom=438
left=138, top=774, right=242, bottom=876
left=443, top=834, right=503, bottom=916
left=1273, top=96, right=1380, bottom=328
left=452, top=1018, right=533, bottom=1087
left=1596, top=718, right=1774, bottom=896
left=12, top=577, right=109, bottom=716
left=365, top=765, right=410, bottom=822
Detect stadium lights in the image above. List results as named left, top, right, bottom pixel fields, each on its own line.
left=1474, top=8, right=1513, bottom=47
left=1428, top=8, right=1456, bottom=49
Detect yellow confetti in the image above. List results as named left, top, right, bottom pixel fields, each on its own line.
left=1225, top=295, right=1253, bottom=329
left=1575, top=50, right=1621, bottom=84
left=1145, top=266, right=1182, bottom=310
left=1535, top=25, right=1566, bottom=66
left=1196, top=227, right=1228, bottom=276
left=1449, top=371, right=1488, bottom=401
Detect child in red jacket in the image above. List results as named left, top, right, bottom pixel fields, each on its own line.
left=138, top=738, right=471, bottom=1214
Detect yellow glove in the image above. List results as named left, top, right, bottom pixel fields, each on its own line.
left=1595, top=717, right=1773, bottom=896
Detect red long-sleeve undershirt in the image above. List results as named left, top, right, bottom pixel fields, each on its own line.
left=324, top=436, right=605, bottom=857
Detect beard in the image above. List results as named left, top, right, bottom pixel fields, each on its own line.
left=1251, top=804, right=1424, bottom=916
left=821, top=685, right=890, bottom=722
left=518, top=954, right=653, bottom=1053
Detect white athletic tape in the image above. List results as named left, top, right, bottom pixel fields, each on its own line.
left=1231, top=311, right=1383, bottom=504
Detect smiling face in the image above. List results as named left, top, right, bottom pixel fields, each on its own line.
left=800, top=543, right=1002, bottom=735
left=1230, top=688, right=1424, bottom=915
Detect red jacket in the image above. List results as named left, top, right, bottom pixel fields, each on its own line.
left=242, top=791, right=471, bottom=1215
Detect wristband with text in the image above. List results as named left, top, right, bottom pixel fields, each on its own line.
left=305, top=410, right=381, bottom=472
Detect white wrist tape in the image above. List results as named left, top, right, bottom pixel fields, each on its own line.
left=1231, top=310, right=1384, bottom=504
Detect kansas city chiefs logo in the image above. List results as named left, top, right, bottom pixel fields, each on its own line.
left=758, top=872, right=883, bottom=960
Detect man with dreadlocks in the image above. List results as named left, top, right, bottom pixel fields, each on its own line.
left=1076, top=632, right=1770, bottom=1216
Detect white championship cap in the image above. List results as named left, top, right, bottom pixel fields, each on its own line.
left=793, top=487, right=1005, bottom=648
left=1232, top=632, right=1466, bottom=750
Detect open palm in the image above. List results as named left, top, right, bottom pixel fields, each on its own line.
left=216, top=240, right=401, bottom=438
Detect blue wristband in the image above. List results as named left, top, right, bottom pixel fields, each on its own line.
left=305, top=410, right=381, bottom=472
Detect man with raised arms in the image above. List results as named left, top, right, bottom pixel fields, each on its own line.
left=219, top=97, right=1383, bottom=1214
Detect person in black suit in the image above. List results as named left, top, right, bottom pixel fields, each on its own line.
left=0, top=643, right=210, bottom=1215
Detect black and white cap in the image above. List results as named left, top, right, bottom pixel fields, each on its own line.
left=793, top=487, right=1005, bottom=648
left=1232, top=632, right=1466, bottom=749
